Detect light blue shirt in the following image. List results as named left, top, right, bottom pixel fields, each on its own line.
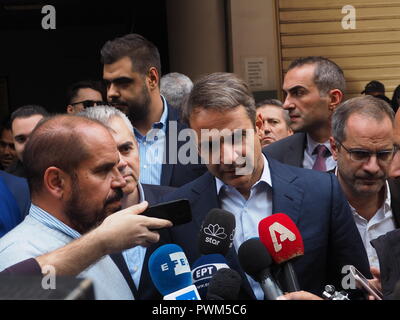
left=135, top=96, right=168, bottom=185
left=122, top=183, right=147, bottom=290
left=216, top=154, right=273, bottom=300
left=0, top=204, right=134, bottom=300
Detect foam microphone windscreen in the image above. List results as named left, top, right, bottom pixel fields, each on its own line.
left=237, top=238, right=273, bottom=280
left=258, top=213, right=304, bottom=264
left=148, top=244, right=192, bottom=296
left=206, top=268, right=242, bottom=300
left=198, top=208, right=236, bottom=256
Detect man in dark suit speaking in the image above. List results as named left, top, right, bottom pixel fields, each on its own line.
left=162, top=72, right=371, bottom=299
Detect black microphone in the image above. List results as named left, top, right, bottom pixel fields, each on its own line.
left=206, top=268, right=242, bottom=300
left=198, top=208, right=236, bottom=256
left=238, top=238, right=283, bottom=300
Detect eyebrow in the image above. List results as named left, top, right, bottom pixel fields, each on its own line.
left=104, top=77, right=133, bottom=85
left=118, top=141, right=134, bottom=149
left=284, top=85, right=307, bottom=93
left=92, top=161, right=116, bottom=174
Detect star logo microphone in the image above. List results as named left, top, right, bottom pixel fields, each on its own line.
left=148, top=244, right=201, bottom=300
left=258, top=213, right=304, bottom=292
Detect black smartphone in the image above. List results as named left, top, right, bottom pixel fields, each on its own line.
left=140, top=199, right=192, bottom=226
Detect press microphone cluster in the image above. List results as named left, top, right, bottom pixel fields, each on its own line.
left=148, top=208, right=241, bottom=300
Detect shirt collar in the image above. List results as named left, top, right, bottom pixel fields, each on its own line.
left=29, top=204, right=81, bottom=239
left=155, top=95, right=169, bottom=130
left=349, top=180, right=392, bottom=218
left=133, top=96, right=168, bottom=137
left=137, top=182, right=146, bottom=203
left=215, top=154, right=272, bottom=195
left=306, top=134, right=332, bottom=156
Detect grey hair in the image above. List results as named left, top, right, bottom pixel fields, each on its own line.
left=77, top=105, right=134, bottom=133
left=182, top=72, right=256, bottom=126
left=332, top=95, right=394, bottom=143
left=160, top=72, right=193, bottom=109
left=288, top=56, right=346, bottom=96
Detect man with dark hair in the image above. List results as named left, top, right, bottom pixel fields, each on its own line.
left=256, top=99, right=293, bottom=147
left=163, top=72, right=371, bottom=299
left=66, top=80, right=107, bottom=114
left=330, top=96, right=400, bottom=270
left=0, top=115, right=171, bottom=299
left=361, top=80, right=391, bottom=105
left=8, top=105, right=49, bottom=177
left=0, top=118, right=17, bottom=170
left=101, top=33, right=206, bottom=187
left=265, top=56, right=345, bottom=172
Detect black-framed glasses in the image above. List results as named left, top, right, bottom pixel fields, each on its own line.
left=337, top=141, right=396, bottom=163
left=70, top=100, right=108, bottom=108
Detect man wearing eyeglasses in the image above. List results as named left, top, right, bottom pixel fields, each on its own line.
left=66, top=80, right=107, bottom=114
left=330, top=95, right=400, bottom=273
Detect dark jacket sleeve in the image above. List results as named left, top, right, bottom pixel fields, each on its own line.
left=0, top=258, right=42, bottom=275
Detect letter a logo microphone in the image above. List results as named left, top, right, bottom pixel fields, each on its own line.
left=269, top=222, right=296, bottom=252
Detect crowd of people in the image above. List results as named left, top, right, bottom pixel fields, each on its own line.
left=1, top=32, right=400, bottom=300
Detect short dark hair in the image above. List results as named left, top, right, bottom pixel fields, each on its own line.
left=101, top=33, right=161, bottom=77
left=255, top=99, right=283, bottom=109
left=23, top=115, right=101, bottom=196
left=288, top=56, right=346, bottom=96
left=66, top=80, right=107, bottom=105
left=332, top=95, right=394, bottom=143
left=183, top=72, right=256, bottom=126
left=11, top=105, right=49, bottom=125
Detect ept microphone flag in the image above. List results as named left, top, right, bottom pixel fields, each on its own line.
left=148, top=244, right=193, bottom=296
left=258, top=213, right=304, bottom=264
left=198, top=208, right=236, bottom=256
left=191, top=253, right=230, bottom=298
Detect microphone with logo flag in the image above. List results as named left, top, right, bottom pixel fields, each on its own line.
left=238, top=238, right=283, bottom=300
left=192, top=209, right=236, bottom=298
left=198, top=208, right=236, bottom=256
left=191, top=253, right=230, bottom=298
left=258, top=213, right=304, bottom=292
left=148, top=244, right=201, bottom=300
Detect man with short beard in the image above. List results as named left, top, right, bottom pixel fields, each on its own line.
left=330, top=96, right=400, bottom=271
left=0, top=115, right=172, bottom=300
left=79, top=105, right=177, bottom=299
left=101, top=33, right=206, bottom=187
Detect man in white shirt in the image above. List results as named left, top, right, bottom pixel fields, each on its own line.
left=330, top=95, right=400, bottom=270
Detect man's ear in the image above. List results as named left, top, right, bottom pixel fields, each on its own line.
left=330, top=136, right=339, bottom=161
left=147, top=67, right=159, bottom=90
left=328, top=89, right=343, bottom=111
left=43, top=167, right=69, bottom=200
left=66, top=105, right=75, bottom=114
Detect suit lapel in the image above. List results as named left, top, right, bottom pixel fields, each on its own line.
left=284, top=133, right=307, bottom=168
left=160, top=104, right=176, bottom=186
left=266, top=155, right=304, bottom=225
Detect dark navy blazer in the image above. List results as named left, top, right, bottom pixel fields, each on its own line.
left=161, top=153, right=372, bottom=299
left=160, top=104, right=207, bottom=187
